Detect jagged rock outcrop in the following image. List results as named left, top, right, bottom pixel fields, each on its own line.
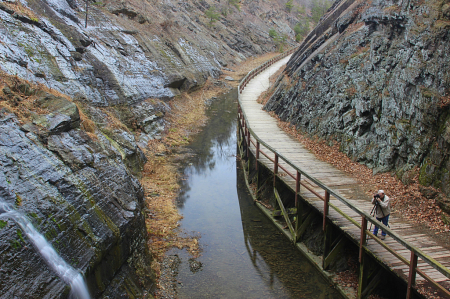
left=265, top=0, right=450, bottom=195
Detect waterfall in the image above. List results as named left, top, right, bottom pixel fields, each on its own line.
left=0, top=201, right=91, bottom=299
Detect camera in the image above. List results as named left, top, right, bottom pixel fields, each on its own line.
left=374, top=194, right=380, bottom=199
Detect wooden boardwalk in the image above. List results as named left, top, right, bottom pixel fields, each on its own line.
left=239, top=56, right=450, bottom=294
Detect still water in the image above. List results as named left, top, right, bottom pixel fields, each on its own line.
left=168, top=89, right=341, bottom=299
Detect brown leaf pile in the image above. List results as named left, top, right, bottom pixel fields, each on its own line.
left=335, top=256, right=359, bottom=292
left=416, top=283, right=449, bottom=299
left=272, top=115, right=450, bottom=233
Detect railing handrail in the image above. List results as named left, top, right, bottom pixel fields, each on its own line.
left=237, top=50, right=450, bottom=287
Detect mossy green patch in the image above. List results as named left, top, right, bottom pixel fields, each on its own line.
left=51, top=216, right=62, bottom=230
left=74, top=177, right=120, bottom=240
left=17, top=229, right=25, bottom=243
left=419, top=159, right=435, bottom=186
left=100, top=130, right=127, bottom=160
left=10, top=239, right=22, bottom=249
left=28, top=212, right=42, bottom=225
left=0, top=220, right=7, bottom=229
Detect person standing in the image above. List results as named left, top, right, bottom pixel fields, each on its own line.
left=371, top=190, right=391, bottom=240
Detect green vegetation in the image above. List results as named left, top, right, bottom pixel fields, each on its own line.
left=294, top=21, right=309, bottom=42
left=29, top=213, right=43, bottom=225
left=0, top=220, right=7, bottom=229
left=269, top=28, right=278, bottom=38
left=205, top=5, right=220, bottom=25
left=10, top=239, right=21, bottom=249
left=268, top=28, right=288, bottom=52
left=285, top=0, right=294, bottom=12
left=297, top=5, right=306, bottom=15
left=17, top=229, right=25, bottom=243
left=311, top=0, right=332, bottom=23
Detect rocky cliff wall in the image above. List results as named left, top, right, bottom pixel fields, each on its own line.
left=0, top=0, right=300, bottom=105
left=0, top=0, right=309, bottom=297
left=265, top=0, right=450, bottom=198
left=0, top=0, right=304, bottom=156
left=0, top=79, right=154, bottom=297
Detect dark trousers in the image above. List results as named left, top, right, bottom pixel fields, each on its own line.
left=373, top=214, right=390, bottom=236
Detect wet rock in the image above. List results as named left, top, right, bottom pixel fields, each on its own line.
left=102, top=128, right=147, bottom=174
left=71, top=51, right=83, bottom=61
left=188, top=258, right=203, bottom=273
left=0, top=116, right=153, bottom=298
left=27, top=93, right=80, bottom=135
left=47, top=131, right=94, bottom=169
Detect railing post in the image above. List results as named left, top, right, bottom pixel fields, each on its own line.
left=295, top=171, right=300, bottom=207
left=246, top=129, right=250, bottom=158
left=359, top=217, right=367, bottom=263
left=273, top=154, right=278, bottom=187
left=294, top=170, right=301, bottom=242
left=406, top=251, right=418, bottom=299
left=256, top=141, right=260, bottom=170
left=323, top=190, right=330, bottom=231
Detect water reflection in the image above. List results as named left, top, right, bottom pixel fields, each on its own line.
left=169, top=89, right=341, bottom=298
left=176, top=90, right=238, bottom=209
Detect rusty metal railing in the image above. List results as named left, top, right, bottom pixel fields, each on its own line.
left=237, top=51, right=450, bottom=298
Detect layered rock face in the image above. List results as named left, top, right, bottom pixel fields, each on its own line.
left=265, top=0, right=450, bottom=195
left=0, top=92, right=153, bottom=297
left=0, top=0, right=308, bottom=297
left=0, top=0, right=298, bottom=105
left=0, top=0, right=302, bottom=151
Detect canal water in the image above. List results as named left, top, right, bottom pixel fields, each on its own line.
left=166, top=89, right=341, bottom=299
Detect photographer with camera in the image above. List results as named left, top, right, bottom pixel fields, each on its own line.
left=371, top=190, right=391, bottom=240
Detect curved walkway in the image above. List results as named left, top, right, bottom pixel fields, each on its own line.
left=240, top=56, right=450, bottom=294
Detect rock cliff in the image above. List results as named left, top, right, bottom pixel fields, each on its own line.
left=0, top=79, right=153, bottom=298
left=0, top=0, right=309, bottom=297
left=265, top=0, right=450, bottom=200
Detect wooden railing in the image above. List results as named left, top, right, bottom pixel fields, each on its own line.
left=237, top=50, right=450, bottom=298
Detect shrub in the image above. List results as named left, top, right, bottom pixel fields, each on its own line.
left=285, top=0, right=294, bottom=12
left=205, top=5, right=220, bottom=25
left=310, top=0, right=332, bottom=23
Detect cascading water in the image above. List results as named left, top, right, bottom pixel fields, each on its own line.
left=0, top=201, right=90, bottom=299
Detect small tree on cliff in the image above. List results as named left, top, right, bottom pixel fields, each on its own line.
left=205, top=5, right=220, bottom=26
left=285, top=0, right=294, bottom=12
left=268, top=29, right=288, bottom=52
left=294, top=21, right=309, bottom=42
left=310, top=0, right=332, bottom=23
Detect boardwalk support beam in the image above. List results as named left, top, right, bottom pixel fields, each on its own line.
left=323, top=236, right=346, bottom=270
left=274, top=188, right=295, bottom=239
